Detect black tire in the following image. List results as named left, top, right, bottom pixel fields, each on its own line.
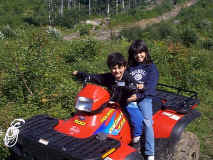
left=171, top=131, right=200, bottom=160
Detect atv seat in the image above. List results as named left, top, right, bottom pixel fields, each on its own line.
left=152, top=97, right=163, bottom=114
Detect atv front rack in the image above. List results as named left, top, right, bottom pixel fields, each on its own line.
left=15, top=115, right=120, bottom=160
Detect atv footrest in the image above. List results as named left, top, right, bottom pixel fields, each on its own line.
left=16, top=115, right=120, bottom=160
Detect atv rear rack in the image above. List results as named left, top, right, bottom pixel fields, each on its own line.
left=15, top=115, right=120, bottom=160
left=156, top=83, right=199, bottom=113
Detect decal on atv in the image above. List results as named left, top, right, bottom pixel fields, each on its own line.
left=101, top=109, right=114, bottom=122
left=38, top=138, right=49, bottom=145
left=162, top=112, right=180, bottom=121
left=104, top=157, right=113, bottom=160
left=69, top=125, right=80, bottom=135
left=74, top=119, right=86, bottom=125
left=94, top=111, right=126, bottom=135
left=102, top=148, right=116, bottom=159
left=109, top=112, right=123, bottom=134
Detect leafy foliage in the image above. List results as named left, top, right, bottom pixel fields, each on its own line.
left=64, top=38, right=99, bottom=63
left=0, top=0, right=213, bottom=159
left=0, top=25, right=17, bottom=39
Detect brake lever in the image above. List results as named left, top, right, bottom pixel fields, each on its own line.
left=83, top=76, right=90, bottom=87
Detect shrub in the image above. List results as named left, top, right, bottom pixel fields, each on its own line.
left=46, top=26, right=62, bottom=40
left=1, top=31, right=53, bottom=104
left=178, top=26, right=198, bottom=47
left=195, top=19, right=212, bottom=32
left=119, top=26, right=144, bottom=41
left=144, top=22, right=178, bottom=41
left=1, top=25, right=17, bottom=39
left=65, top=38, right=99, bottom=63
left=79, top=24, right=92, bottom=36
left=0, top=31, right=5, bottom=40
left=199, top=39, right=213, bottom=50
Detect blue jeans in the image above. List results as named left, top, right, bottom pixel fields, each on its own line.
left=138, top=98, right=154, bottom=156
left=126, top=102, right=144, bottom=137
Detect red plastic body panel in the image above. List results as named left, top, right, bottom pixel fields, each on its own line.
left=54, top=107, right=131, bottom=141
left=153, top=110, right=184, bottom=138
left=77, top=84, right=110, bottom=111
left=54, top=84, right=132, bottom=143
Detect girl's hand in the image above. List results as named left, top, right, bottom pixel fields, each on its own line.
left=127, top=94, right=137, bottom=102
left=137, top=83, right=144, bottom=89
left=72, top=71, right=78, bottom=76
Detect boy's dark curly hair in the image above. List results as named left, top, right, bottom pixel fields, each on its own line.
left=107, top=52, right=127, bottom=69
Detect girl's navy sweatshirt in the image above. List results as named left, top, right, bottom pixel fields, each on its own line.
left=128, top=63, right=159, bottom=100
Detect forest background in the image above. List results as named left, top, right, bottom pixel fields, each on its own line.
left=0, top=0, right=213, bottom=159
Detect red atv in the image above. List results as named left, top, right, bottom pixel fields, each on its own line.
left=8, top=82, right=201, bottom=160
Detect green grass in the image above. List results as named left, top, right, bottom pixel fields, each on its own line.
left=0, top=0, right=213, bottom=159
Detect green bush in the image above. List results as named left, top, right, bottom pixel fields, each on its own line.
left=178, top=26, right=198, bottom=47
left=199, top=39, right=213, bottom=50
left=79, top=24, right=92, bottom=36
left=65, top=38, right=99, bottom=63
left=1, top=25, right=17, bottom=39
left=119, top=26, right=144, bottom=41
left=46, top=26, right=62, bottom=40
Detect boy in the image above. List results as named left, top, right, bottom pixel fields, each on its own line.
left=73, top=52, right=144, bottom=145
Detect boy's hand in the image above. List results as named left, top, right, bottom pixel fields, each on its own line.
left=127, top=94, right=137, bottom=102
left=137, top=83, right=144, bottom=89
left=72, top=71, right=78, bottom=76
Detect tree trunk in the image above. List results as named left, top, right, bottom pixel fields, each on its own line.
left=107, top=0, right=110, bottom=16
left=68, top=0, right=71, bottom=9
left=89, top=0, right=91, bottom=15
left=116, top=0, right=118, bottom=14
left=59, top=0, right=64, bottom=16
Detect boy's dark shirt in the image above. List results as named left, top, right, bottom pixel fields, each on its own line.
left=75, top=71, right=138, bottom=107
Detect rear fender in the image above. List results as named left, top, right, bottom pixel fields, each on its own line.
left=169, top=109, right=201, bottom=143
left=153, top=109, right=201, bottom=142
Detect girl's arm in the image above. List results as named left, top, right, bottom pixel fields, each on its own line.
left=136, top=64, right=159, bottom=100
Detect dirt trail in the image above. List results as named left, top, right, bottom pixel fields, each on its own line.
left=132, top=0, right=197, bottom=29
left=94, top=0, right=198, bottom=40
left=63, top=0, right=198, bottom=41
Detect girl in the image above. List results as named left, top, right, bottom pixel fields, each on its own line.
left=126, top=40, right=159, bottom=160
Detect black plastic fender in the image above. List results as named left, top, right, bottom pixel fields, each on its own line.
left=124, top=151, right=144, bottom=160
left=170, top=109, right=201, bottom=144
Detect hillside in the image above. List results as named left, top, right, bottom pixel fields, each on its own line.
left=0, top=0, right=213, bottom=159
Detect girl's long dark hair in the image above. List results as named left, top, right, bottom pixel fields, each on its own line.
left=128, top=40, right=152, bottom=67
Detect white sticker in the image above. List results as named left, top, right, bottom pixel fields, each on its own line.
left=104, top=157, right=113, bottom=160
left=162, top=112, right=180, bottom=121
left=38, top=138, right=49, bottom=145
left=69, top=125, right=80, bottom=135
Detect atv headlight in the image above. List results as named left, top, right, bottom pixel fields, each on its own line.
left=75, top=97, right=93, bottom=112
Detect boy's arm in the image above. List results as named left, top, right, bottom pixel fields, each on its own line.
left=73, top=71, right=89, bottom=81
left=73, top=70, right=112, bottom=86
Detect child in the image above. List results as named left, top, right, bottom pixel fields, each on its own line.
left=127, top=40, right=159, bottom=160
left=73, top=52, right=144, bottom=143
